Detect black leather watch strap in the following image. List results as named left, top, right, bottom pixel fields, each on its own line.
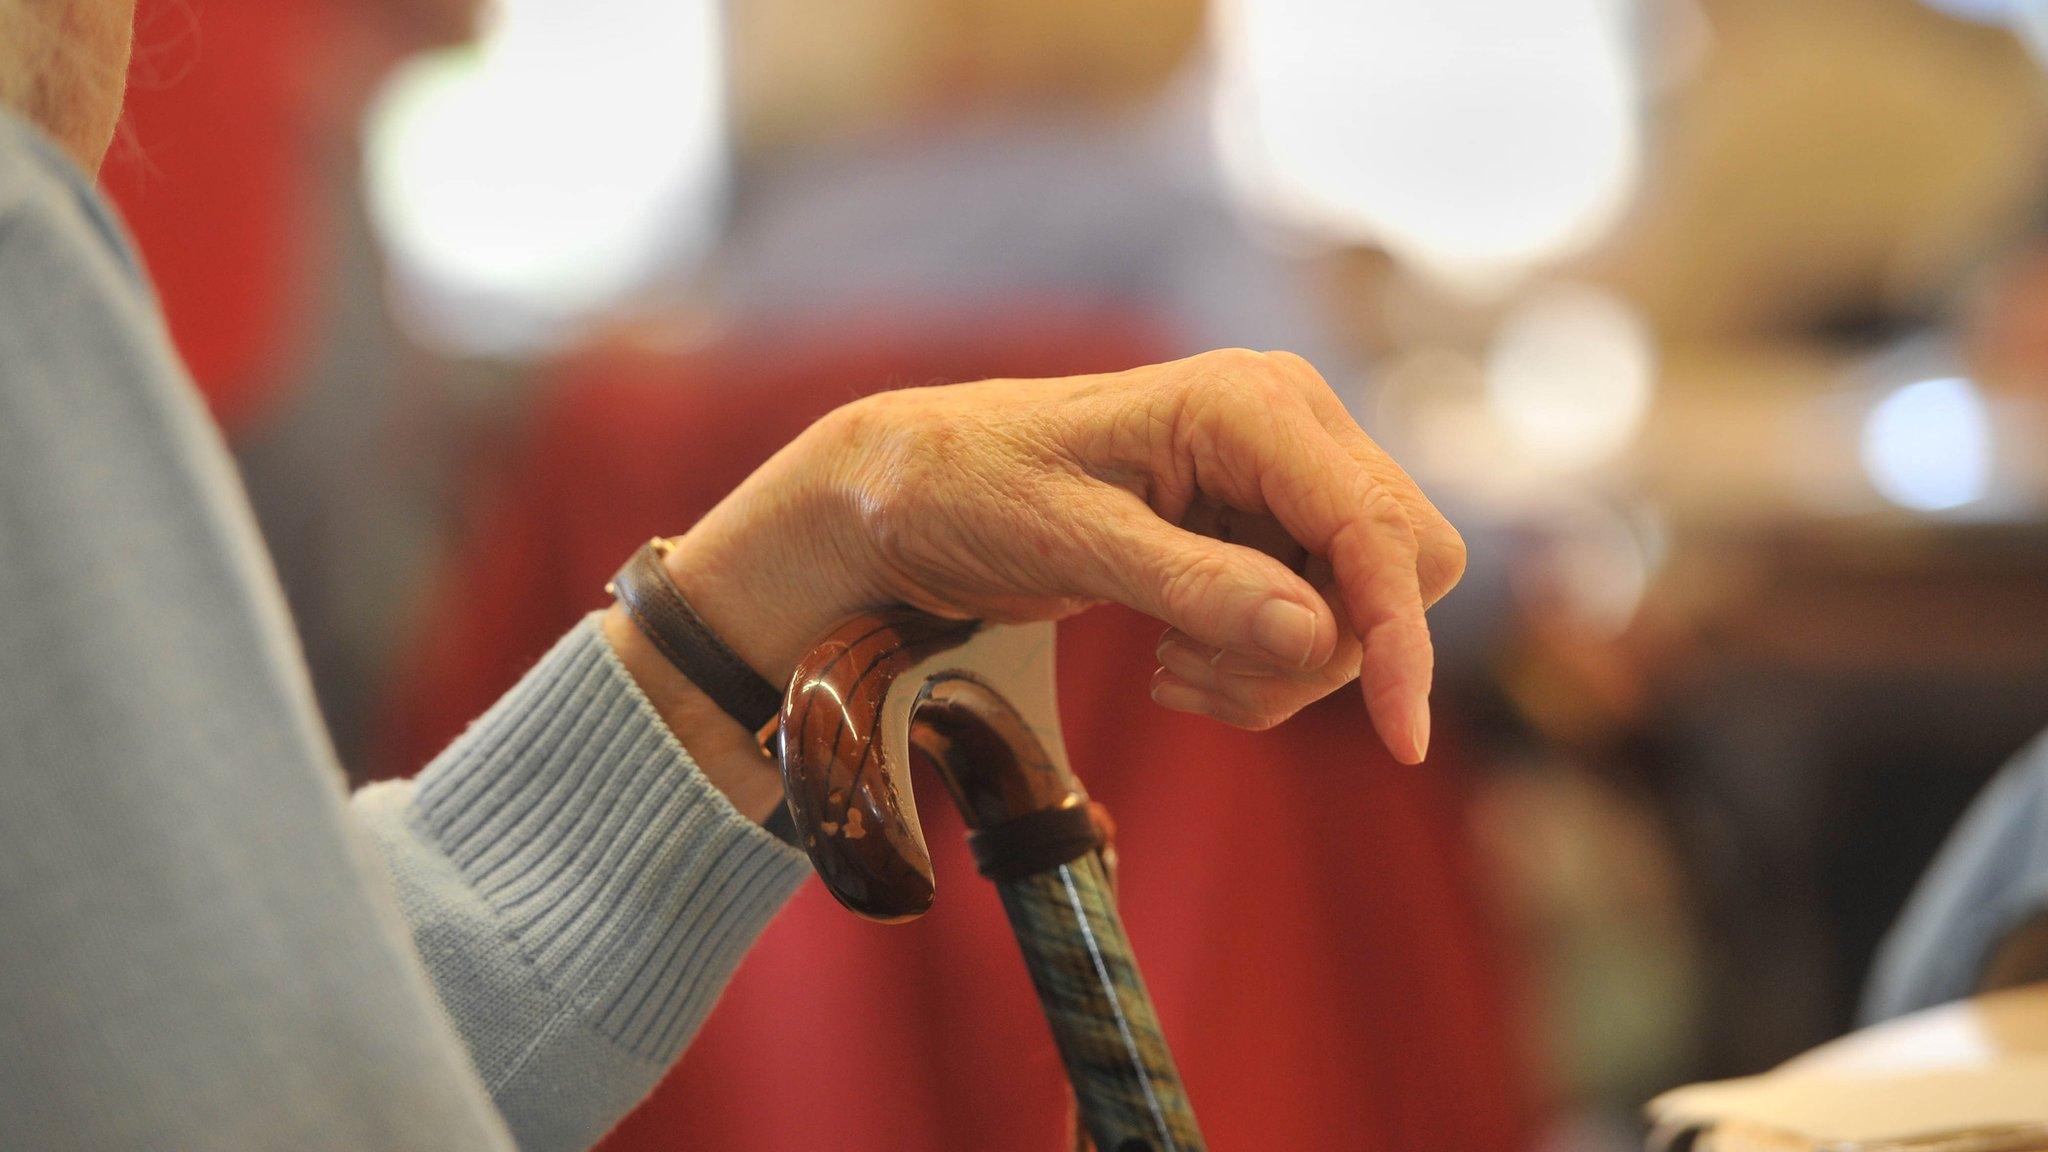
left=608, top=539, right=784, bottom=738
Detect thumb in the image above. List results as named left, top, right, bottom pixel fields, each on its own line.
left=1071, top=490, right=1339, bottom=670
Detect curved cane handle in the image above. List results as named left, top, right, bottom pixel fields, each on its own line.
left=779, top=611, right=1206, bottom=1151
left=776, top=612, right=1073, bottom=920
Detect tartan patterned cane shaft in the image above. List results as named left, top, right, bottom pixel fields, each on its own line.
left=995, top=853, right=1206, bottom=1152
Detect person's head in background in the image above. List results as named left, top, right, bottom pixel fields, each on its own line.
left=727, top=0, right=1202, bottom=159
left=0, top=0, right=137, bottom=172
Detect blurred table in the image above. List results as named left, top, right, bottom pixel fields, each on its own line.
left=1646, top=982, right=2048, bottom=1151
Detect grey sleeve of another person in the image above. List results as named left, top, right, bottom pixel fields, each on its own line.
left=1863, top=732, right=2048, bottom=1023
left=0, top=107, right=806, bottom=1152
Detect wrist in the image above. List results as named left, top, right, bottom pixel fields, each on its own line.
left=656, top=410, right=892, bottom=685
left=599, top=398, right=910, bottom=822
left=600, top=604, right=787, bottom=823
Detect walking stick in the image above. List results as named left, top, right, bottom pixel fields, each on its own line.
left=778, top=611, right=1208, bottom=1152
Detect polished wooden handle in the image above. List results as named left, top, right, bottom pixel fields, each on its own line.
left=774, top=610, right=977, bottom=920
left=777, top=611, right=1207, bottom=1149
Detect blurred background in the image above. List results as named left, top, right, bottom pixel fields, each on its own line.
left=102, top=0, right=2048, bottom=1148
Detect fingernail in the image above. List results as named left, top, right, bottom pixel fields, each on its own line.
left=1252, top=600, right=1318, bottom=667
left=1410, top=704, right=1432, bottom=764
left=1151, top=679, right=1210, bottom=714
left=1156, top=641, right=1218, bottom=688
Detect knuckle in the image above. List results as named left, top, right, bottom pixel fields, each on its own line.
left=1160, top=549, right=1236, bottom=616
left=1196, top=347, right=1270, bottom=376
left=860, top=481, right=920, bottom=573
left=1262, top=349, right=1324, bottom=386
left=1419, top=523, right=1470, bottom=600
left=1363, top=482, right=1411, bottom=527
left=1185, top=349, right=1289, bottom=403
left=1357, top=485, right=1420, bottom=555
left=857, top=451, right=941, bottom=574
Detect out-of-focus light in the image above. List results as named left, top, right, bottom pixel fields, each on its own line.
left=364, top=0, right=726, bottom=352
left=1211, top=0, right=1642, bottom=285
left=1859, top=377, right=1993, bottom=513
left=2012, top=1, right=2048, bottom=63
left=1524, top=498, right=1666, bottom=639
left=1485, top=285, right=1656, bottom=472
left=1924, top=0, right=2021, bottom=25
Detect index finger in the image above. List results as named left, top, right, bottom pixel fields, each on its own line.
left=1262, top=350, right=1469, bottom=608
left=1191, top=382, right=1435, bottom=763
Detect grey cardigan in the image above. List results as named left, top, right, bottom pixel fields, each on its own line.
left=0, top=109, right=810, bottom=1150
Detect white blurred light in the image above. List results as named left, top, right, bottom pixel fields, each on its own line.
left=2011, top=1, right=2048, bottom=64
left=1212, top=0, right=1643, bottom=284
left=1531, top=499, right=1666, bottom=638
left=1485, top=285, right=1656, bottom=472
left=1859, top=377, right=1993, bottom=513
left=1925, top=0, right=2022, bottom=25
left=364, top=0, right=726, bottom=352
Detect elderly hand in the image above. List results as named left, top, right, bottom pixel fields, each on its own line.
left=607, top=349, right=1463, bottom=813
left=677, top=348, right=1460, bottom=752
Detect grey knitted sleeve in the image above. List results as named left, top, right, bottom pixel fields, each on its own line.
left=0, top=103, right=808, bottom=1152
left=354, top=618, right=812, bottom=1151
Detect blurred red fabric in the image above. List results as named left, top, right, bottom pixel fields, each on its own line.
left=100, top=0, right=341, bottom=436
left=370, top=307, right=1536, bottom=1152
left=90, top=5, right=1532, bottom=1139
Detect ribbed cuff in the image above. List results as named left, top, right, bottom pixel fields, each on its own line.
left=410, top=614, right=810, bottom=1062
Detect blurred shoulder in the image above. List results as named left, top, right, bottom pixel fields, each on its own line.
left=0, top=106, right=147, bottom=286
left=0, top=107, right=214, bottom=532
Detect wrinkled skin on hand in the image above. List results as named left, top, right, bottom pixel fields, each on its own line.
left=666, top=349, right=1466, bottom=763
